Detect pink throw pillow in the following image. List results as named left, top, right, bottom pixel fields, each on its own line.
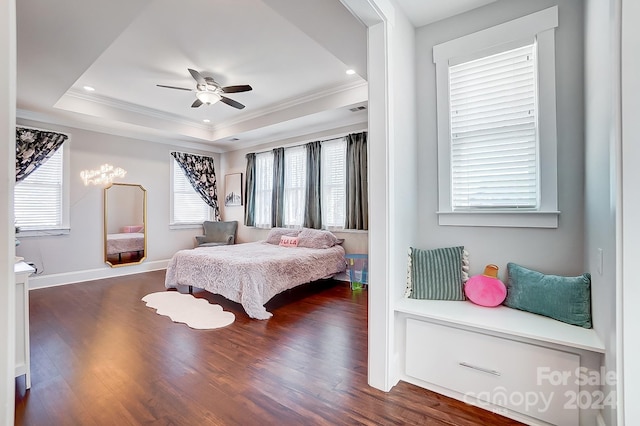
left=265, top=227, right=300, bottom=245
left=122, top=225, right=144, bottom=233
left=464, top=265, right=507, bottom=307
left=279, top=235, right=299, bottom=247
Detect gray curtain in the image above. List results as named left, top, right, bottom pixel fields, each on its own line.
left=304, top=141, right=322, bottom=229
left=244, top=153, right=256, bottom=226
left=171, top=151, right=221, bottom=221
left=345, top=132, right=368, bottom=230
left=16, top=127, right=68, bottom=182
left=271, top=147, right=285, bottom=227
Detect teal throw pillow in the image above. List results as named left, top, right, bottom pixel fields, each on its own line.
left=406, top=246, right=468, bottom=300
left=505, top=263, right=592, bottom=328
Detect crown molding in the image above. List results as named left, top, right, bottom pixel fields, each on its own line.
left=62, top=79, right=368, bottom=137
left=210, top=80, right=368, bottom=132
left=228, top=122, right=368, bottom=153
left=63, top=89, right=211, bottom=132
left=19, top=79, right=368, bottom=153
left=16, top=108, right=222, bottom=154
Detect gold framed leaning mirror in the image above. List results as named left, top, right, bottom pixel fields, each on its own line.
left=104, top=183, right=147, bottom=267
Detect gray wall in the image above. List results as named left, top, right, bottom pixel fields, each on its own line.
left=16, top=119, right=220, bottom=285
left=415, top=0, right=585, bottom=278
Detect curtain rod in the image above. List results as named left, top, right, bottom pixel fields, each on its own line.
left=250, top=131, right=365, bottom=156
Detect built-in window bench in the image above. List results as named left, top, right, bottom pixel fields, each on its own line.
left=395, top=298, right=605, bottom=426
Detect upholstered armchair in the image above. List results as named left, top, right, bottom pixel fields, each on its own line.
left=195, top=220, right=238, bottom=247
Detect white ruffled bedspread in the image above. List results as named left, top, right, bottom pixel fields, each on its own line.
left=165, top=241, right=346, bottom=319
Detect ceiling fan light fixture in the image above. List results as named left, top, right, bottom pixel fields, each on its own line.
left=196, top=91, right=221, bottom=105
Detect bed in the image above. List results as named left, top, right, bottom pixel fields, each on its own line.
left=165, top=229, right=346, bottom=319
left=106, top=232, right=145, bottom=258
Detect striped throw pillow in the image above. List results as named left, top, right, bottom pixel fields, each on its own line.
left=405, top=246, right=469, bottom=300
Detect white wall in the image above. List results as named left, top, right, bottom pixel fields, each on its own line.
left=584, top=0, right=619, bottom=424
left=15, top=119, right=220, bottom=288
left=0, top=0, right=16, bottom=422
left=621, top=0, right=640, bottom=422
left=415, top=0, right=585, bottom=278
left=219, top=123, right=369, bottom=255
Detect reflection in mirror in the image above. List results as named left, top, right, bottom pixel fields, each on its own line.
left=104, top=183, right=147, bottom=267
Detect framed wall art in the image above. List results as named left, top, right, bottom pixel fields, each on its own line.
left=224, top=173, right=243, bottom=206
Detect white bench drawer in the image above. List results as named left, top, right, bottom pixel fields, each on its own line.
left=406, top=318, right=580, bottom=425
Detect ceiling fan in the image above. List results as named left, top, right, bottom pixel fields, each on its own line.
left=157, top=68, right=252, bottom=109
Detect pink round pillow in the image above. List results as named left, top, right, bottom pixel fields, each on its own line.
left=464, top=264, right=507, bottom=307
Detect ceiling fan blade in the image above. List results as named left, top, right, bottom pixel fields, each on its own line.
left=221, top=85, right=253, bottom=93
left=191, top=99, right=203, bottom=108
left=188, top=68, right=206, bottom=85
left=220, top=96, right=245, bottom=109
left=157, top=84, right=193, bottom=91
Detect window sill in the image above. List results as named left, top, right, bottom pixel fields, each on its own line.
left=331, top=229, right=369, bottom=234
left=169, top=223, right=204, bottom=230
left=17, top=228, right=71, bottom=238
left=437, top=211, right=560, bottom=228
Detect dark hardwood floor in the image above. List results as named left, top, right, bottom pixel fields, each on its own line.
left=15, top=270, right=522, bottom=425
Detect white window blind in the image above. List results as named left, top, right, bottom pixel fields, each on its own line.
left=15, top=146, right=64, bottom=231
left=254, top=151, right=274, bottom=228
left=283, top=146, right=306, bottom=227
left=321, top=138, right=346, bottom=228
left=449, top=43, right=538, bottom=210
left=172, top=159, right=212, bottom=224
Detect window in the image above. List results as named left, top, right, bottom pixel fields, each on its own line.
left=449, top=44, right=538, bottom=210
left=249, top=135, right=362, bottom=230
left=283, top=146, right=306, bottom=227
left=15, top=145, right=69, bottom=233
left=321, top=138, right=346, bottom=228
left=433, top=6, right=559, bottom=228
left=254, top=151, right=274, bottom=228
left=171, top=159, right=212, bottom=225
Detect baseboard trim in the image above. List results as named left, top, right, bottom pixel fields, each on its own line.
left=28, top=259, right=170, bottom=290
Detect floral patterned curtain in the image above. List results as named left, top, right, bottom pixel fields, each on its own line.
left=16, top=127, right=68, bottom=182
left=171, top=151, right=221, bottom=221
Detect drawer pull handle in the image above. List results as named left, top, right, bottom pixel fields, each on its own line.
left=459, top=362, right=501, bottom=376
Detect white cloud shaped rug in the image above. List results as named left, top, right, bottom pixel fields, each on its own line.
left=142, top=291, right=235, bottom=329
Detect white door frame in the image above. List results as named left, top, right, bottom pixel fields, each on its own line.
left=620, top=0, right=640, bottom=422
left=339, top=0, right=396, bottom=391
left=1, top=0, right=17, bottom=424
